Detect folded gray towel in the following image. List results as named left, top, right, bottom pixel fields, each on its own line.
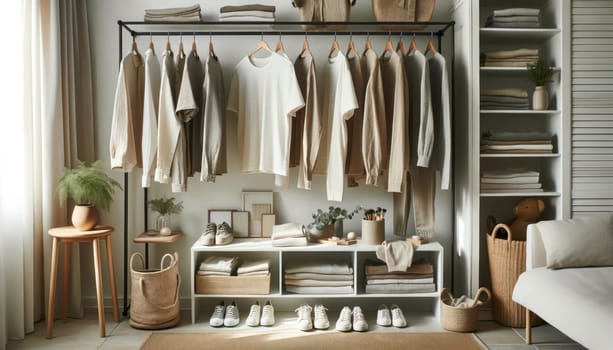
left=493, top=8, right=540, bottom=17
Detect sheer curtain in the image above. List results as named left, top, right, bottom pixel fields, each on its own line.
left=0, top=0, right=95, bottom=346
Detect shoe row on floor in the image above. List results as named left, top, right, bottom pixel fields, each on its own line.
left=208, top=301, right=407, bottom=331
left=201, top=222, right=233, bottom=246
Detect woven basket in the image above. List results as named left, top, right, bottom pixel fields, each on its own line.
left=440, top=287, right=490, bottom=332
left=292, top=0, right=356, bottom=30
left=129, top=252, right=181, bottom=329
left=372, top=0, right=436, bottom=30
left=487, top=224, right=543, bottom=328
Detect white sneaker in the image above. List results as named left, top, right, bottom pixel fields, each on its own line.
left=224, top=301, right=240, bottom=327
left=246, top=301, right=261, bottom=327
left=215, top=222, right=234, bottom=245
left=313, top=304, right=330, bottom=330
left=391, top=304, right=407, bottom=328
left=335, top=306, right=352, bottom=332
left=295, top=304, right=313, bottom=331
left=376, top=304, right=391, bottom=327
left=209, top=301, right=225, bottom=327
left=260, top=300, right=275, bottom=326
left=352, top=306, right=368, bottom=332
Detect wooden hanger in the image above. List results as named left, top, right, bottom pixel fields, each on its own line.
left=248, top=36, right=273, bottom=58
left=425, top=38, right=438, bottom=55
left=131, top=38, right=139, bottom=55
left=346, top=36, right=358, bottom=58
left=275, top=34, right=287, bottom=56
left=328, top=34, right=340, bottom=59
left=380, top=34, right=395, bottom=59
left=363, top=34, right=373, bottom=55
left=148, top=34, right=155, bottom=55
left=165, top=33, right=171, bottom=51
left=178, top=34, right=185, bottom=59
left=396, top=34, right=406, bottom=57
left=299, top=34, right=310, bottom=58
left=191, top=33, right=198, bottom=57
left=407, top=35, right=418, bottom=56
left=208, top=33, right=217, bottom=58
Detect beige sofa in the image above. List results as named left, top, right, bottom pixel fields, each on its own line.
left=512, top=222, right=613, bottom=350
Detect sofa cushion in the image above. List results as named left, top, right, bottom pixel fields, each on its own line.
left=536, top=213, right=613, bottom=269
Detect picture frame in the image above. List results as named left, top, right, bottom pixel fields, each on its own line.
left=208, top=209, right=235, bottom=227
left=242, top=191, right=274, bottom=237
left=232, top=211, right=249, bottom=238
left=261, top=214, right=276, bottom=238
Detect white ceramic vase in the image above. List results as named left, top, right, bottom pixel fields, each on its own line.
left=532, top=86, right=549, bottom=110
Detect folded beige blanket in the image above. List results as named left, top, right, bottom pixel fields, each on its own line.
left=365, top=262, right=433, bottom=276
left=285, top=279, right=354, bottom=287
left=481, top=88, right=528, bottom=98
left=285, top=272, right=354, bottom=281
left=145, top=4, right=200, bottom=16
left=237, top=258, right=270, bottom=275
left=220, top=4, right=275, bottom=13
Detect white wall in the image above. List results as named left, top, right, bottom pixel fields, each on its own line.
left=86, top=0, right=456, bottom=308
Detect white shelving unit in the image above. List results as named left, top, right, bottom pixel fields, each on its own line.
left=190, top=238, right=444, bottom=324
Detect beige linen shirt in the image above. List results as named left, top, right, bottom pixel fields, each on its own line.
left=361, top=48, right=386, bottom=185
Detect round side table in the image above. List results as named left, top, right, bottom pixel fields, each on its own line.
left=46, top=225, right=119, bottom=338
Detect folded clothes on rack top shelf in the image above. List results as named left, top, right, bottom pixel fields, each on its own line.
left=144, top=4, right=201, bottom=22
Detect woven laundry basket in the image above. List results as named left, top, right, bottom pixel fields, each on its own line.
left=440, top=287, right=491, bottom=332
left=487, top=224, right=543, bottom=328
left=129, top=252, right=181, bottom=329
left=372, top=0, right=436, bottom=30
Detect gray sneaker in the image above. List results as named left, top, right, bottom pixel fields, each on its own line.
left=201, top=223, right=216, bottom=246
left=215, top=222, right=234, bottom=245
left=224, top=301, right=240, bottom=327
left=209, top=301, right=225, bottom=327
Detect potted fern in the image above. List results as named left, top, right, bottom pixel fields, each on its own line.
left=58, top=160, right=122, bottom=231
left=528, top=58, right=554, bottom=110
left=148, top=197, right=183, bottom=236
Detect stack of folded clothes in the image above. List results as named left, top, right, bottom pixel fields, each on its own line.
left=481, top=168, right=542, bottom=193
left=481, top=49, right=539, bottom=68
left=481, top=88, right=529, bottom=110
left=485, top=8, right=540, bottom=28
left=481, top=131, right=553, bottom=154
left=271, top=223, right=307, bottom=247
left=219, top=4, right=276, bottom=22
left=364, top=260, right=435, bottom=294
left=144, top=4, right=201, bottom=22
left=237, top=258, right=271, bottom=276
left=285, top=261, right=354, bottom=294
left=198, top=256, right=239, bottom=276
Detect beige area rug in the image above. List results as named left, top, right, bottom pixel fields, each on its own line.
left=140, top=331, right=485, bottom=350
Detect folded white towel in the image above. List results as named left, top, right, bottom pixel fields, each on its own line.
left=272, top=223, right=304, bottom=240
left=199, top=256, right=239, bottom=273
left=285, top=279, right=354, bottom=287
left=237, top=258, right=270, bottom=275
left=286, top=285, right=353, bottom=294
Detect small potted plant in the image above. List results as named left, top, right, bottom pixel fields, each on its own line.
left=148, top=197, right=183, bottom=236
left=305, top=206, right=361, bottom=242
left=58, top=160, right=122, bottom=231
left=528, top=58, right=554, bottom=110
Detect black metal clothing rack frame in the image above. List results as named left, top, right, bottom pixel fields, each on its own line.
left=117, top=20, right=455, bottom=316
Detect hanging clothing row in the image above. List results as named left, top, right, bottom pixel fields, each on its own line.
left=110, top=35, right=226, bottom=193
left=109, top=33, right=450, bottom=236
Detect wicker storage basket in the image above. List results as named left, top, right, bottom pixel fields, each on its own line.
left=440, top=287, right=491, bottom=332
left=129, top=252, right=181, bottom=329
left=487, top=224, right=543, bottom=327
left=372, top=0, right=436, bottom=30
left=292, top=0, right=356, bottom=30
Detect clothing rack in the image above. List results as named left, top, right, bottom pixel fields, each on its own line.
left=117, top=20, right=455, bottom=316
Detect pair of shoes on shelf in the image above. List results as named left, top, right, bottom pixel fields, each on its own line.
left=336, top=306, right=368, bottom=332
left=201, top=222, right=233, bottom=246
left=294, top=304, right=330, bottom=331
left=209, top=301, right=240, bottom=327
left=246, top=300, right=275, bottom=327
left=376, top=304, right=407, bottom=328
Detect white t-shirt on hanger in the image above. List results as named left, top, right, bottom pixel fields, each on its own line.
left=321, top=51, right=358, bottom=202
left=227, top=52, right=304, bottom=177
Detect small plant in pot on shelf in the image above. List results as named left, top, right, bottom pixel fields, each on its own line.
left=305, top=206, right=361, bottom=242
left=148, top=197, right=183, bottom=236
left=58, top=160, right=122, bottom=231
left=528, top=58, right=554, bottom=110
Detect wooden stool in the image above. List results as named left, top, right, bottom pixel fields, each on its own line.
left=46, top=225, right=119, bottom=338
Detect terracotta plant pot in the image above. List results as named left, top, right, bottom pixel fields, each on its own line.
left=305, top=224, right=335, bottom=243
left=72, top=204, right=98, bottom=231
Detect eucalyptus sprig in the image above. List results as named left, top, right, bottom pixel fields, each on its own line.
left=148, top=197, right=184, bottom=216
left=307, top=205, right=361, bottom=230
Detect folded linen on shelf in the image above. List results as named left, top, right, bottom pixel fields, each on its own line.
left=482, top=168, right=540, bottom=178
left=237, top=270, right=270, bottom=276
left=366, top=277, right=434, bottom=285
left=480, top=144, right=553, bottom=152
left=482, top=131, right=551, bottom=141
left=285, top=279, right=354, bottom=287
left=481, top=88, right=528, bottom=98
left=365, top=283, right=435, bottom=294
left=365, top=273, right=434, bottom=280
left=481, top=176, right=540, bottom=184
left=480, top=183, right=542, bottom=190
left=144, top=4, right=201, bottom=22
left=365, top=262, right=433, bottom=276
left=196, top=270, right=232, bottom=276
left=286, top=285, right=354, bottom=294
left=271, top=237, right=307, bottom=247
left=484, top=48, right=539, bottom=59
left=237, top=258, right=270, bottom=275
left=199, top=256, right=239, bottom=274
left=493, top=8, right=540, bottom=17
left=271, top=223, right=304, bottom=240
left=220, top=4, right=276, bottom=13
left=285, top=262, right=353, bottom=275
left=482, top=62, right=536, bottom=68
left=285, top=272, right=354, bottom=281
left=219, top=16, right=275, bottom=22
left=488, top=22, right=540, bottom=28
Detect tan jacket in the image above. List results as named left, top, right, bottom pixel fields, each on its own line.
left=361, top=48, right=386, bottom=185
left=345, top=50, right=365, bottom=187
